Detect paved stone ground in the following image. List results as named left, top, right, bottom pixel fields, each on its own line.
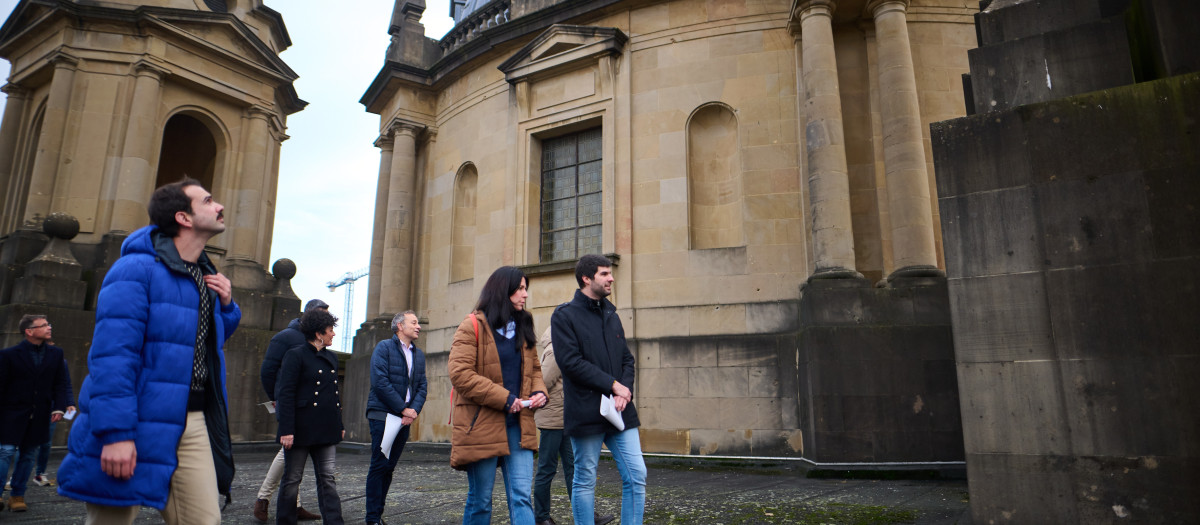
left=3, top=444, right=970, bottom=524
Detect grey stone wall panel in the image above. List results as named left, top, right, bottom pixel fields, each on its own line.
left=938, top=186, right=1042, bottom=278
left=956, top=361, right=1071, bottom=456
left=948, top=273, right=1055, bottom=362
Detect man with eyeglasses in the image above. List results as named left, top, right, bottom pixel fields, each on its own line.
left=0, top=315, right=75, bottom=512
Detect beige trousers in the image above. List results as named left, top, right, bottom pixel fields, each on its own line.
left=85, top=411, right=220, bottom=525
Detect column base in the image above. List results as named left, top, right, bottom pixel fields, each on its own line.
left=886, top=265, right=946, bottom=287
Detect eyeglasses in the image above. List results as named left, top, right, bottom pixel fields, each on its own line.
left=29, top=323, right=51, bottom=329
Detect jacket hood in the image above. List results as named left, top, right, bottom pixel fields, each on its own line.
left=288, top=318, right=301, bottom=330
left=122, top=225, right=218, bottom=276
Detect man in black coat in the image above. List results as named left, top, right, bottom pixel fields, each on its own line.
left=252, top=298, right=328, bottom=522
left=0, top=314, right=74, bottom=512
left=551, top=255, right=646, bottom=525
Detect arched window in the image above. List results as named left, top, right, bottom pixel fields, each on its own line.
left=451, top=163, right=478, bottom=282
left=156, top=113, right=217, bottom=190
left=687, top=103, right=743, bottom=249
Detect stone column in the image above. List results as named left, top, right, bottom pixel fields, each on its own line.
left=230, top=106, right=272, bottom=261
left=378, top=121, right=421, bottom=315
left=366, top=133, right=394, bottom=320
left=0, top=84, right=29, bottom=232
left=24, top=53, right=78, bottom=224
left=868, top=0, right=940, bottom=277
left=797, top=0, right=860, bottom=279
left=112, top=60, right=171, bottom=233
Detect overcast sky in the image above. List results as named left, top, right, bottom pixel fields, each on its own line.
left=0, top=0, right=456, bottom=351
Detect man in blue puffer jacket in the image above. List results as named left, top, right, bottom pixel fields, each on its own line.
left=57, top=178, right=241, bottom=525
left=363, top=310, right=428, bottom=525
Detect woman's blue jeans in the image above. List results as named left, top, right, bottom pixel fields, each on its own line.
left=570, top=427, right=647, bottom=525
left=462, top=425, right=535, bottom=525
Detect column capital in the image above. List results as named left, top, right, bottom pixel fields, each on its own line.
left=132, top=59, right=171, bottom=80
left=374, top=134, right=395, bottom=150
left=388, top=118, right=424, bottom=138
left=48, top=52, right=79, bottom=70
left=1, top=83, right=29, bottom=98
left=789, top=0, right=836, bottom=34
left=244, top=105, right=274, bottom=120
left=865, top=0, right=909, bottom=18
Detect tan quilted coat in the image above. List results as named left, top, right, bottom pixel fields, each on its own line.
left=448, top=311, right=546, bottom=470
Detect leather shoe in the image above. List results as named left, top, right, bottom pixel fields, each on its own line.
left=296, top=506, right=321, bottom=521
left=535, top=520, right=556, bottom=525
left=595, top=512, right=615, bottom=525
left=9, top=495, right=28, bottom=512
left=253, top=498, right=270, bottom=522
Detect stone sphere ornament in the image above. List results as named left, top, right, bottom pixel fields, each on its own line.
left=43, top=212, right=80, bottom=240
left=272, top=258, right=297, bottom=280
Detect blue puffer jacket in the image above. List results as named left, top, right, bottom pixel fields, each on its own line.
left=365, top=336, right=428, bottom=418
left=57, top=226, right=241, bottom=509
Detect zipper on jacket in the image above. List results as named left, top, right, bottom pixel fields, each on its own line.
left=467, top=406, right=481, bottom=434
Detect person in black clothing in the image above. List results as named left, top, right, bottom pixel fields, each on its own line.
left=254, top=298, right=329, bottom=522
left=275, top=308, right=344, bottom=525
left=0, top=315, right=74, bottom=512
left=551, top=254, right=646, bottom=525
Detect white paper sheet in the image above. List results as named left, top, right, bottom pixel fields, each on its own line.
left=381, top=413, right=404, bottom=459
left=261, top=401, right=276, bottom=414
left=600, top=395, right=625, bottom=431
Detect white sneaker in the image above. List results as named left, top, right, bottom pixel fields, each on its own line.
left=32, top=474, right=54, bottom=487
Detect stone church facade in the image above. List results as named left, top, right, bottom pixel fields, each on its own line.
left=347, top=0, right=977, bottom=465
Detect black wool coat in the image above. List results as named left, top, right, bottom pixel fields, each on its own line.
left=0, top=340, right=73, bottom=446
left=275, top=342, right=344, bottom=447
left=551, top=289, right=639, bottom=437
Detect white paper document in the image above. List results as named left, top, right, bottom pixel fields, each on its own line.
left=261, top=401, right=276, bottom=414
left=381, top=413, right=404, bottom=459
left=599, top=395, right=625, bottom=431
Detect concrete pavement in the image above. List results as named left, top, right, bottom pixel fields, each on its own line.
left=2, top=443, right=970, bottom=524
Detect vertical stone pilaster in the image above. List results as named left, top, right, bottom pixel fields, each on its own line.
left=366, top=133, right=394, bottom=320
left=230, top=105, right=273, bottom=261
left=868, top=0, right=941, bottom=278
left=24, top=53, right=79, bottom=225
left=378, top=121, right=421, bottom=316
left=0, top=84, right=30, bottom=234
left=111, top=60, right=170, bottom=233
left=795, top=1, right=860, bottom=279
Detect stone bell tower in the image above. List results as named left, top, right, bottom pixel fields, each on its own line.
left=0, top=0, right=308, bottom=442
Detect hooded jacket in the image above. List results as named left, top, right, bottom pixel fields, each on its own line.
left=57, top=225, right=241, bottom=510
left=448, top=312, right=546, bottom=470
left=550, top=289, right=639, bottom=437
left=261, top=318, right=303, bottom=401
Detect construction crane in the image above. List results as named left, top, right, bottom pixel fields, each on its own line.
left=327, top=267, right=368, bottom=352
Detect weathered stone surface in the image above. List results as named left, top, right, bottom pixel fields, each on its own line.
left=797, top=279, right=961, bottom=464
left=936, top=60, right=1200, bottom=522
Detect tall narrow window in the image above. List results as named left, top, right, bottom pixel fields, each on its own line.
left=451, top=163, right=478, bottom=282
left=540, top=127, right=602, bottom=262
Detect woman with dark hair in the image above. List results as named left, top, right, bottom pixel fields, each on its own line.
left=449, top=266, right=548, bottom=525
left=274, top=309, right=345, bottom=525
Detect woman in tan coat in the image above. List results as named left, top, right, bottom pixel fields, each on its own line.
left=449, top=266, right=548, bottom=525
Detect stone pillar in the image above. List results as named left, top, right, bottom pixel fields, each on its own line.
left=797, top=1, right=859, bottom=279
left=230, top=106, right=273, bottom=261
left=24, top=53, right=78, bottom=225
left=868, top=0, right=940, bottom=278
left=366, top=133, right=394, bottom=320
left=378, top=121, right=420, bottom=316
left=112, top=61, right=171, bottom=233
left=0, top=84, right=29, bottom=233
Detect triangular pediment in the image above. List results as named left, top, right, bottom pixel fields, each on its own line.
left=151, top=15, right=297, bottom=81
left=498, top=24, right=627, bottom=84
